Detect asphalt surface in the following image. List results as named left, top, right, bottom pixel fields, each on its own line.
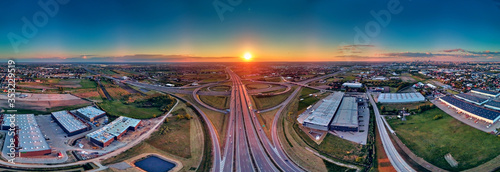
left=367, top=91, right=415, bottom=172
left=227, top=68, right=304, bottom=172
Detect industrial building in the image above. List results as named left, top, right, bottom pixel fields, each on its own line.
left=76, top=106, right=106, bottom=122
left=51, top=110, right=90, bottom=136
left=330, top=97, right=359, bottom=132
left=439, top=96, right=500, bottom=124
left=300, top=92, right=344, bottom=131
left=454, top=93, right=489, bottom=105
left=86, top=116, right=141, bottom=147
left=342, top=82, right=363, bottom=88
left=485, top=100, right=500, bottom=111
left=1, top=114, right=51, bottom=156
left=471, top=89, right=500, bottom=98
left=377, top=92, right=425, bottom=103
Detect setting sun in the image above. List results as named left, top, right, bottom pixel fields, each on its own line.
left=243, top=52, right=252, bottom=61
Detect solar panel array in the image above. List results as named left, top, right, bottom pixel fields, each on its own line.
left=455, top=93, right=489, bottom=105
left=485, top=100, right=500, bottom=110
left=440, top=96, right=500, bottom=121
left=471, top=89, right=500, bottom=97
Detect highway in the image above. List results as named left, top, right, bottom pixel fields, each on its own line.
left=125, top=81, right=223, bottom=172
left=367, top=91, right=415, bottom=172
left=226, top=68, right=303, bottom=172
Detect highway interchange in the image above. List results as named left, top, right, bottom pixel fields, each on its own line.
left=125, top=67, right=415, bottom=172
left=2, top=67, right=415, bottom=172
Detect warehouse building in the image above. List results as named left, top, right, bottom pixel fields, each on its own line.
left=342, top=82, right=363, bottom=88
left=485, top=100, right=500, bottom=111
left=377, top=92, right=425, bottom=103
left=454, top=93, right=489, bottom=105
left=301, top=92, right=344, bottom=131
left=471, top=89, right=500, bottom=98
left=330, top=97, right=359, bottom=132
left=1, top=114, right=51, bottom=156
left=76, top=106, right=106, bottom=122
left=439, top=96, right=500, bottom=124
left=86, top=116, right=141, bottom=147
left=52, top=110, right=90, bottom=136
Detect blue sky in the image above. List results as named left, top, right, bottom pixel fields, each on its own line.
left=0, top=0, right=499, bottom=62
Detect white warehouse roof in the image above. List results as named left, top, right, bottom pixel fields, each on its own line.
left=377, top=92, right=425, bottom=103
left=342, top=83, right=363, bottom=88
left=303, top=92, right=345, bottom=127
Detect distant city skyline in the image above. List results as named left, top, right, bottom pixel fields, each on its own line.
left=1, top=0, right=500, bottom=62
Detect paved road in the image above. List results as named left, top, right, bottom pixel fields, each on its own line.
left=367, top=90, right=415, bottom=172
left=269, top=69, right=348, bottom=171
left=126, top=82, right=223, bottom=172
left=227, top=68, right=303, bottom=172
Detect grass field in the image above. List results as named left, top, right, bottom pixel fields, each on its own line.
left=252, top=88, right=294, bottom=110
left=323, top=160, right=357, bottom=172
left=147, top=114, right=191, bottom=158
left=199, top=95, right=230, bottom=110
left=380, top=101, right=432, bottom=111
left=387, top=108, right=500, bottom=171
left=98, top=100, right=165, bottom=119
left=256, top=108, right=279, bottom=139
left=209, top=85, right=231, bottom=91
left=102, top=101, right=206, bottom=171
left=246, top=83, right=271, bottom=90
left=446, top=89, right=460, bottom=95
left=176, top=94, right=228, bottom=149
left=298, top=87, right=329, bottom=112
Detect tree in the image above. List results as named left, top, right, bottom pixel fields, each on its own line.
left=177, top=115, right=184, bottom=120
left=185, top=114, right=192, bottom=120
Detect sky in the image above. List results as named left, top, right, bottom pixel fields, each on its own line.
left=0, top=0, right=500, bottom=62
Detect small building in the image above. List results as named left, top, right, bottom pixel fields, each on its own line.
left=1, top=114, right=51, bottom=156
left=86, top=116, right=142, bottom=147
left=76, top=106, right=106, bottom=122
left=471, top=89, right=500, bottom=98
left=51, top=110, right=90, bottom=136
left=330, top=97, right=359, bottom=132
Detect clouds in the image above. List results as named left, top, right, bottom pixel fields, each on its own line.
left=14, top=54, right=238, bottom=62
left=379, top=52, right=434, bottom=57
left=334, top=47, right=499, bottom=61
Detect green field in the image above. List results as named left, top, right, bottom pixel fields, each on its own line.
left=79, top=79, right=98, bottom=88
left=298, top=88, right=320, bottom=110
left=98, top=100, right=165, bottom=119
left=323, top=160, right=357, bottom=172
left=147, top=114, right=192, bottom=158
left=252, top=88, right=294, bottom=110
left=246, top=83, right=271, bottom=90
left=199, top=95, right=230, bottom=110
left=387, top=108, right=500, bottom=171
left=446, top=89, right=460, bottom=95
left=102, top=101, right=207, bottom=171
